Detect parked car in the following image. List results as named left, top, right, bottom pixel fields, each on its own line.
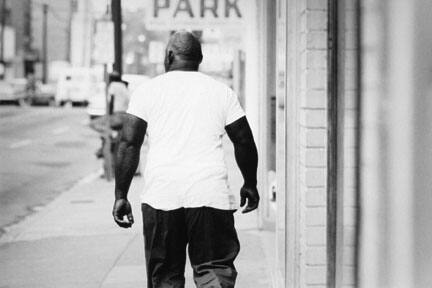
left=55, top=68, right=98, bottom=106
left=0, top=78, right=29, bottom=106
left=29, top=82, right=57, bottom=106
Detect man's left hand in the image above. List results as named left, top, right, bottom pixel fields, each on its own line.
left=240, top=185, right=260, bottom=214
left=112, top=199, right=134, bottom=228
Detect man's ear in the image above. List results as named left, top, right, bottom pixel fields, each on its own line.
left=167, top=50, right=175, bottom=65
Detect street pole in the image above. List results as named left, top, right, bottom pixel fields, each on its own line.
left=103, top=63, right=114, bottom=181
left=97, top=8, right=115, bottom=181
left=0, top=0, right=6, bottom=79
left=23, top=0, right=33, bottom=76
left=104, top=0, right=122, bottom=180
left=42, top=3, right=48, bottom=83
left=111, top=0, right=122, bottom=76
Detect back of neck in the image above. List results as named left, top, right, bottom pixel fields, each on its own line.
left=167, top=61, right=199, bottom=72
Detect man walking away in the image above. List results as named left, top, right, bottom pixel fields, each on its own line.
left=112, top=30, right=259, bottom=288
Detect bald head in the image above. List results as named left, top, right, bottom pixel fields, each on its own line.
left=164, top=31, right=203, bottom=72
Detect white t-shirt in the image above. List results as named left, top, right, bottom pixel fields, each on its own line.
left=127, top=71, right=245, bottom=211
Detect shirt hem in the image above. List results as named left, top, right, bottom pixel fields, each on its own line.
left=141, top=200, right=238, bottom=211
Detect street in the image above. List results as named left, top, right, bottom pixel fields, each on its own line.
left=0, top=105, right=101, bottom=235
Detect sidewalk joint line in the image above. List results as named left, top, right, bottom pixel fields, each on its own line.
left=98, top=233, right=140, bottom=288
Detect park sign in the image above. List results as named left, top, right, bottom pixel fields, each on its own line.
left=146, top=0, right=247, bottom=30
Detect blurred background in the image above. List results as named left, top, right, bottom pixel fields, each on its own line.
left=1, top=0, right=432, bottom=287
left=0, top=0, right=246, bottom=234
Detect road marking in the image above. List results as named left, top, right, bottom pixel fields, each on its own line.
left=9, top=139, right=32, bottom=149
left=52, top=126, right=70, bottom=135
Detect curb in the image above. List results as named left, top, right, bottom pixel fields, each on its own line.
left=0, top=170, right=102, bottom=244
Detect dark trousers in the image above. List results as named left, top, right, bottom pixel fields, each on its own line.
left=142, top=204, right=240, bottom=288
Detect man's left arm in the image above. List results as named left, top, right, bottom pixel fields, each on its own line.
left=113, top=113, right=147, bottom=228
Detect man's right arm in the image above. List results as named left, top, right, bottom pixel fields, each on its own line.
left=225, top=116, right=259, bottom=213
left=112, top=113, right=147, bottom=228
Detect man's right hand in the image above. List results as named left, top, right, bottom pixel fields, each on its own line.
left=113, top=114, right=146, bottom=228
left=240, top=185, right=260, bottom=213
left=112, top=198, right=134, bottom=228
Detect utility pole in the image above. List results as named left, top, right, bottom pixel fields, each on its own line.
left=111, top=0, right=122, bottom=75
left=66, top=0, right=75, bottom=62
left=42, top=3, right=48, bottom=83
left=23, top=0, right=33, bottom=76
left=0, top=0, right=6, bottom=79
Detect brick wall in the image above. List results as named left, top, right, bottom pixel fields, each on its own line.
left=275, top=0, right=362, bottom=286
left=299, top=0, right=328, bottom=286
left=296, top=1, right=359, bottom=286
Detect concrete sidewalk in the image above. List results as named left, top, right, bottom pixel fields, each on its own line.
left=0, top=141, right=275, bottom=288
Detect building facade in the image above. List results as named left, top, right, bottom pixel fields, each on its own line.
left=247, top=0, right=432, bottom=287
left=1, top=0, right=76, bottom=78
left=31, top=0, right=74, bottom=64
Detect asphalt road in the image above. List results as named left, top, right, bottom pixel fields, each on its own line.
left=0, top=105, right=101, bottom=235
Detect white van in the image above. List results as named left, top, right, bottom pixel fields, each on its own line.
left=0, top=78, right=28, bottom=105
left=55, top=68, right=98, bottom=106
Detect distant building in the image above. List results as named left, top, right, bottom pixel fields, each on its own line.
left=28, top=0, right=100, bottom=81
left=70, top=0, right=93, bottom=68
left=0, top=0, right=31, bottom=78
left=31, top=0, right=73, bottom=63
left=8, top=0, right=31, bottom=77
